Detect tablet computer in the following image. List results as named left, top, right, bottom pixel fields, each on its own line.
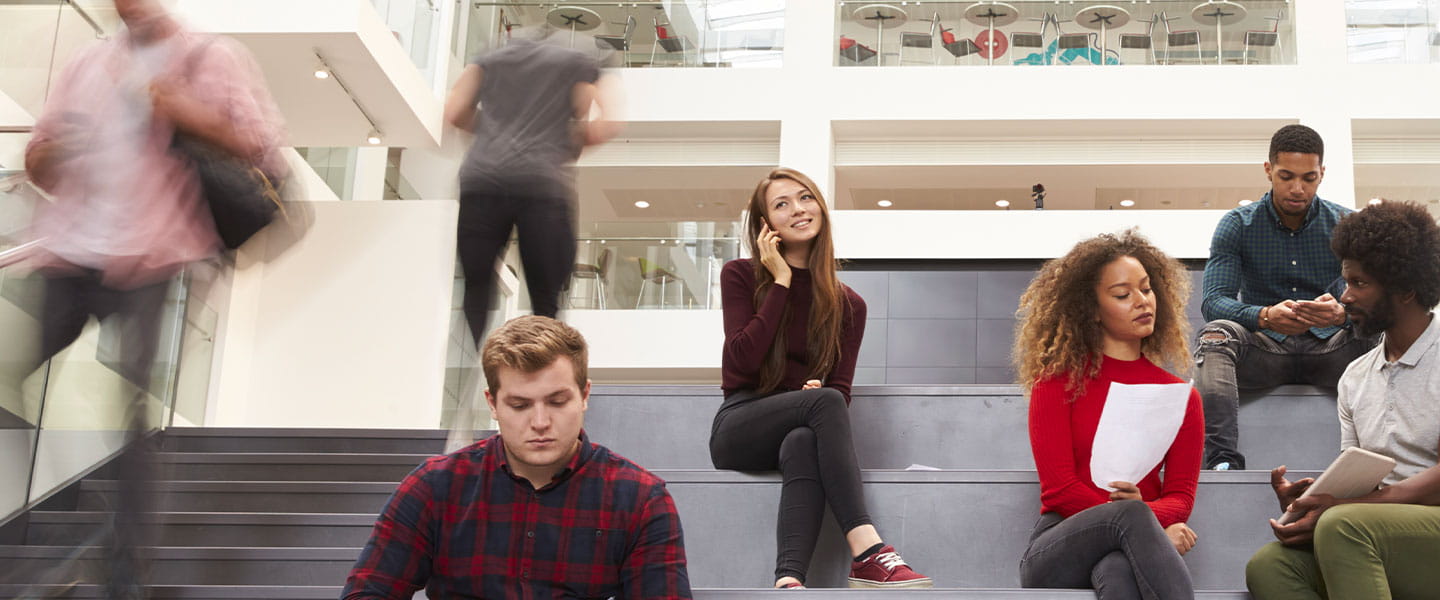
left=1277, top=447, right=1395, bottom=525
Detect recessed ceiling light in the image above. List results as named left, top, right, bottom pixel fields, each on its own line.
left=1120, top=199, right=1135, bottom=207
left=1238, top=199, right=1253, bottom=206
left=634, top=200, right=651, bottom=208
left=877, top=199, right=893, bottom=208
left=995, top=199, right=1010, bottom=208
left=1369, top=197, right=1383, bottom=205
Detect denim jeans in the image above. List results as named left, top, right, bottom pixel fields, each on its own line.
left=1020, top=501, right=1193, bottom=600
left=1193, top=320, right=1376, bottom=469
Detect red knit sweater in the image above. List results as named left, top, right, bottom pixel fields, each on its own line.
left=1028, top=355, right=1204, bottom=528
left=720, top=258, right=866, bottom=402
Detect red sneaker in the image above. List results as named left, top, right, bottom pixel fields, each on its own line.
left=847, top=545, right=933, bottom=588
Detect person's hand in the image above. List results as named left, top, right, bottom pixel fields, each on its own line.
left=150, top=76, right=218, bottom=140
left=1270, top=494, right=1339, bottom=546
left=756, top=222, right=791, bottom=288
left=1165, top=522, right=1197, bottom=555
left=1270, top=465, right=1315, bottom=513
left=802, top=379, right=822, bottom=390
left=1261, top=301, right=1313, bottom=336
left=1108, top=481, right=1142, bottom=501
left=1292, top=294, right=1346, bottom=328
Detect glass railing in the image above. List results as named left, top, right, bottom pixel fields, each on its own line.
left=372, top=0, right=445, bottom=86
left=0, top=0, right=111, bottom=128
left=466, top=1, right=785, bottom=68
left=836, top=0, right=1294, bottom=66
left=0, top=172, right=218, bottom=523
left=1347, top=0, right=1440, bottom=64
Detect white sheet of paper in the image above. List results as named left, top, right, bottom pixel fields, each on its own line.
left=1089, top=382, right=1191, bottom=491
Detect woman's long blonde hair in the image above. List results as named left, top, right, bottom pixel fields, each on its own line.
left=1014, top=229, right=1192, bottom=398
left=743, top=167, right=847, bottom=394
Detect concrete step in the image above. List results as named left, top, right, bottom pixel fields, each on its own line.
left=104, top=453, right=433, bottom=482
left=24, top=512, right=376, bottom=547
left=585, top=385, right=1340, bottom=471
left=67, top=470, right=1306, bottom=591
left=655, top=469, right=1308, bottom=591
left=158, top=428, right=476, bottom=455
left=0, top=584, right=1251, bottom=599
left=0, top=546, right=358, bottom=586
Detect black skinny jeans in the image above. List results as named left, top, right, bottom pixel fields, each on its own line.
left=709, top=387, right=872, bottom=583
left=456, top=177, right=576, bottom=344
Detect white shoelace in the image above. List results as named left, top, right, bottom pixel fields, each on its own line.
left=875, top=552, right=908, bottom=570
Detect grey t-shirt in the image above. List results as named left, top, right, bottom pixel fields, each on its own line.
left=460, top=37, right=601, bottom=190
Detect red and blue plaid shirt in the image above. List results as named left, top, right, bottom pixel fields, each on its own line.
left=342, top=431, right=692, bottom=600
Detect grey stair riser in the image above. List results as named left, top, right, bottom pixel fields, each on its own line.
left=586, top=388, right=1339, bottom=471
left=0, top=585, right=1251, bottom=599
left=667, top=477, right=1306, bottom=590
left=68, top=475, right=1304, bottom=591
left=25, top=522, right=375, bottom=548
left=137, top=463, right=418, bottom=482
left=159, top=437, right=447, bottom=455
left=0, top=557, right=354, bottom=586
left=78, top=488, right=393, bottom=514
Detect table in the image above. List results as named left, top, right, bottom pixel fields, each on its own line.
left=1191, top=1, right=1247, bottom=65
left=546, top=6, right=602, bottom=48
left=1076, top=5, right=1131, bottom=66
left=964, top=2, right=1019, bottom=66
left=852, top=4, right=908, bottom=66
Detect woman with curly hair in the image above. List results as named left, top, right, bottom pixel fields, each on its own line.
left=709, top=167, right=930, bottom=590
left=1015, top=230, right=1203, bottom=599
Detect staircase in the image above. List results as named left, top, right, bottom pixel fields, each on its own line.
left=0, top=385, right=1340, bottom=598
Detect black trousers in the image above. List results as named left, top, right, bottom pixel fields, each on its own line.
left=709, top=387, right=872, bottom=582
left=456, top=179, right=576, bottom=345
left=37, top=267, right=170, bottom=599
left=38, top=269, right=169, bottom=387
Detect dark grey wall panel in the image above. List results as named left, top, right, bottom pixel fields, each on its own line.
left=844, top=261, right=1217, bottom=385
left=887, top=319, right=977, bottom=368
left=888, top=272, right=978, bottom=319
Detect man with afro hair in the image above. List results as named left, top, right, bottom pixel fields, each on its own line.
left=1247, top=200, right=1440, bottom=599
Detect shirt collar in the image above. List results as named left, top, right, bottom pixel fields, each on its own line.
left=1389, top=313, right=1440, bottom=369
left=1262, top=191, right=1320, bottom=232
left=495, top=430, right=593, bottom=491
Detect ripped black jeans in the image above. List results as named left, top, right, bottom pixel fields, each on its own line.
left=1192, top=320, right=1375, bottom=469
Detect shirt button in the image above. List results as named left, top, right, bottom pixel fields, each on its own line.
left=1291, top=260, right=1297, bottom=265
left=527, top=531, right=535, bottom=538
left=522, top=570, right=529, bottom=578
left=1292, top=287, right=1297, bottom=292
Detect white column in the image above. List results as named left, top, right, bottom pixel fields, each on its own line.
left=1303, top=114, right=1357, bottom=210
left=777, top=2, right=837, bottom=199
left=352, top=146, right=390, bottom=201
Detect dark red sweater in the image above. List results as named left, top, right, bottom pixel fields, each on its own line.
left=720, top=259, right=866, bottom=402
left=1028, top=355, right=1204, bottom=528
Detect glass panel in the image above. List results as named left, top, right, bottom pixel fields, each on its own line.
left=836, top=0, right=1294, bottom=66
left=467, top=1, right=785, bottom=68
left=296, top=147, right=360, bottom=200
left=372, top=0, right=445, bottom=85
left=1347, top=0, right=1439, bottom=64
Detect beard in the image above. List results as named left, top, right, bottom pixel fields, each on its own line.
left=1348, top=293, right=1396, bottom=338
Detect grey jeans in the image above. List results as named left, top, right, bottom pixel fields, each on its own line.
left=1020, top=501, right=1193, bottom=600
left=1192, top=320, right=1376, bottom=469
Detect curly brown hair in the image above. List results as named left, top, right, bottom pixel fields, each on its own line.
left=1014, top=229, right=1193, bottom=398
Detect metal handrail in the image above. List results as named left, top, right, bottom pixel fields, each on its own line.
left=0, top=238, right=45, bottom=269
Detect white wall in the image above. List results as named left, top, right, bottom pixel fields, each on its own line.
left=211, top=200, right=456, bottom=428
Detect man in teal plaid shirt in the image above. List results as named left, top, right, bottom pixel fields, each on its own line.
left=1195, top=124, right=1378, bottom=471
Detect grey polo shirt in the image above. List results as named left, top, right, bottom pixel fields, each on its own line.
left=1337, top=313, right=1440, bottom=486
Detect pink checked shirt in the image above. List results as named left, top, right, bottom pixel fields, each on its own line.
left=26, top=28, right=284, bottom=289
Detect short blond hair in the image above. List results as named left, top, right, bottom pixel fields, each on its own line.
left=482, top=316, right=589, bottom=396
